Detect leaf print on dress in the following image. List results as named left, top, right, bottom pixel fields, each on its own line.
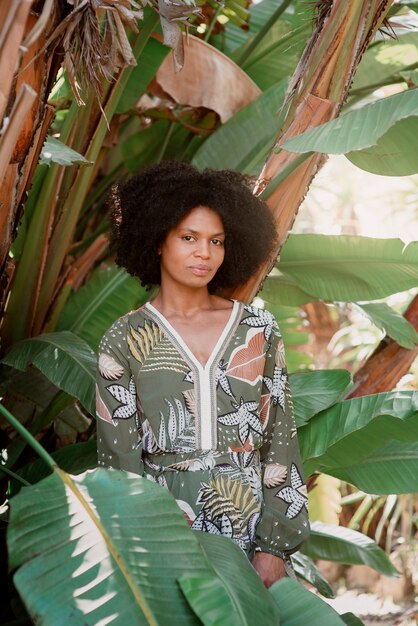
left=226, top=328, right=267, bottom=385
left=127, top=320, right=164, bottom=365
left=218, top=397, right=262, bottom=445
left=215, top=360, right=233, bottom=396
left=275, top=463, right=308, bottom=519
left=241, top=306, right=279, bottom=341
left=264, top=366, right=287, bottom=413
left=96, top=386, right=113, bottom=423
left=106, top=376, right=137, bottom=419
left=157, top=398, right=195, bottom=452
left=98, top=353, right=125, bottom=380
left=263, top=463, right=288, bottom=488
left=193, top=475, right=260, bottom=550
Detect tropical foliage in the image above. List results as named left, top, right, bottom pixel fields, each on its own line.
left=1, top=0, right=418, bottom=624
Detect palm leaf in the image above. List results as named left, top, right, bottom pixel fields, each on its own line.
left=283, top=88, right=418, bottom=176
left=274, top=235, right=418, bottom=302
left=357, top=302, right=418, bottom=349
left=1, top=331, right=96, bottom=415
left=8, top=469, right=280, bottom=625
left=289, top=370, right=352, bottom=426
left=301, top=522, right=398, bottom=577
left=57, top=265, right=150, bottom=350
left=269, top=577, right=346, bottom=626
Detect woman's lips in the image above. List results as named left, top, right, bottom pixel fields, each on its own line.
left=189, top=265, right=211, bottom=276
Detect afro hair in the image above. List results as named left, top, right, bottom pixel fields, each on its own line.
left=110, top=161, right=278, bottom=293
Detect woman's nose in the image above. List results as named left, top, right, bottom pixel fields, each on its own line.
left=195, top=240, right=210, bottom=258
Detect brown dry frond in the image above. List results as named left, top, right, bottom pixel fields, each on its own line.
left=38, top=0, right=202, bottom=105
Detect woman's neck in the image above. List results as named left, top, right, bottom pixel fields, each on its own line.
left=151, top=285, right=215, bottom=318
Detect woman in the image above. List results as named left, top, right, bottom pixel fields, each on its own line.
left=96, top=161, right=309, bottom=587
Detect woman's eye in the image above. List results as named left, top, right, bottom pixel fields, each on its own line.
left=212, top=239, right=224, bottom=246
left=182, top=235, right=194, bottom=241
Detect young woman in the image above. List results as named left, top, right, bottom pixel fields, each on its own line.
left=96, top=161, right=309, bottom=587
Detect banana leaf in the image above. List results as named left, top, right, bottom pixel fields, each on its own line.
left=57, top=265, right=150, bottom=351
left=192, top=79, right=288, bottom=175
left=40, top=138, right=93, bottom=166
left=283, top=88, right=418, bottom=176
left=269, top=578, right=346, bottom=626
left=329, top=439, right=418, bottom=494
left=276, top=235, right=418, bottom=302
left=300, top=392, right=418, bottom=493
left=357, top=302, right=418, bottom=349
left=302, top=522, right=398, bottom=577
left=1, top=332, right=96, bottom=415
left=351, top=31, right=418, bottom=94
left=7, top=469, right=280, bottom=626
left=289, top=370, right=352, bottom=426
left=290, top=552, right=334, bottom=599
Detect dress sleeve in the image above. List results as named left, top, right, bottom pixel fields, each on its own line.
left=255, top=314, right=310, bottom=557
left=96, top=318, right=144, bottom=475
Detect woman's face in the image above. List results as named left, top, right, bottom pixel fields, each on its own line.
left=159, top=206, right=225, bottom=290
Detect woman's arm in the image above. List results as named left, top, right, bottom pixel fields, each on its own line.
left=252, top=312, right=310, bottom=583
left=96, top=318, right=144, bottom=475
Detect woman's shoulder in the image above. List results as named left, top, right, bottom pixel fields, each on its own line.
left=99, top=305, right=151, bottom=344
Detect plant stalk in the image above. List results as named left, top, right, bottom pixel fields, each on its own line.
left=236, top=0, right=293, bottom=67
left=0, top=403, right=56, bottom=470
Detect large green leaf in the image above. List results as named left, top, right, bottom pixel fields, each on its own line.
left=7, top=469, right=279, bottom=625
left=115, top=38, right=169, bottom=114
left=236, top=22, right=310, bottom=90
left=289, top=370, right=352, bottom=426
left=282, top=88, right=418, bottom=175
left=260, top=273, right=315, bottom=306
left=269, top=578, right=346, bottom=626
left=301, top=522, right=398, bottom=577
left=181, top=532, right=280, bottom=625
left=300, top=390, right=418, bottom=464
left=300, top=392, right=418, bottom=494
left=328, top=439, right=418, bottom=494
left=351, top=32, right=418, bottom=93
left=277, top=235, right=418, bottom=302
left=57, top=265, right=150, bottom=350
left=357, top=302, right=418, bottom=349
left=192, top=79, right=288, bottom=175
left=1, top=332, right=96, bottom=415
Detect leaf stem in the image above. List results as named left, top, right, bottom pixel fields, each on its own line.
left=236, top=0, right=293, bottom=67
left=0, top=465, right=31, bottom=486
left=0, top=403, right=56, bottom=471
left=204, top=3, right=223, bottom=42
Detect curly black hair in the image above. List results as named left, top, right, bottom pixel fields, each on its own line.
left=110, top=161, right=278, bottom=293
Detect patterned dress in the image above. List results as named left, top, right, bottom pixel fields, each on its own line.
left=96, top=300, right=309, bottom=558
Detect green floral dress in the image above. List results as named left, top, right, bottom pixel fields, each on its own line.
left=96, top=300, right=309, bottom=558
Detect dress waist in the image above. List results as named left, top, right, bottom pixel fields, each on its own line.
left=143, top=449, right=259, bottom=476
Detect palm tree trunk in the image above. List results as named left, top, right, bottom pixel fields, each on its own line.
left=232, top=0, right=394, bottom=303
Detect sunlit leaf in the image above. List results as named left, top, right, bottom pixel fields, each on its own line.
left=8, top=470, right=280, bottom=625
left=302, top=522, right=398, bottom=577
left=357, top=302, right=418, bottom=349
left=277, top=235, right=418, bottom=301
left=40, top=137, right=93, bottom=166
left=291, top=551, right=334, bottom=598
left=282, top=88, right=418, bottom=176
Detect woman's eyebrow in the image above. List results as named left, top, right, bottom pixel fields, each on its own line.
left=179, top=228, right=225, bottom=237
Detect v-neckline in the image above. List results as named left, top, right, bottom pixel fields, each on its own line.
left=144, top=300, right=240, bottom=371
